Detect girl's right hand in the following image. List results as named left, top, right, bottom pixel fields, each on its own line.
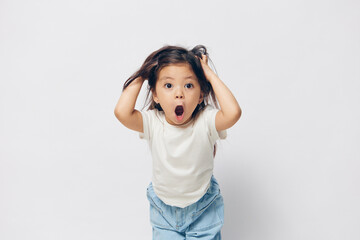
left=114, top=76, right=145, bottom=133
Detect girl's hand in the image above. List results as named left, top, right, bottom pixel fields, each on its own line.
left=197, top=54, right=216, bottom=79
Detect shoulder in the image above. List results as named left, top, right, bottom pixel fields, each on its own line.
left=193, top=104, right=218, bottom=129
left=139, top=109, right=164, bottom=140
left=141, top=108, right=162, bottom=121
left=197, top=104, right=227, bottom=141
left=198, top=104, right=218, bottom=120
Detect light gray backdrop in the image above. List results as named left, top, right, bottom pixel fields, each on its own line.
left=1, top=0, right=359, bottom=239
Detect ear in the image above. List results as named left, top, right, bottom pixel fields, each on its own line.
left=152, top=90, right=159, bottom=104
left=199, top=92, right=204, bottom=104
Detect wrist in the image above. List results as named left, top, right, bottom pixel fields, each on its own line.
left=134, top=76, right=144, bottom=84
left=204, top=68, right=218, bottom=82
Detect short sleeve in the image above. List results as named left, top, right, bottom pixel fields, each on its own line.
left=204, top=106, right=227, bottom=144
left=139, top=110, right=156, bottom=140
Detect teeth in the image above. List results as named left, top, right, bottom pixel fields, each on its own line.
left=175, top=106, right=184, bottom=116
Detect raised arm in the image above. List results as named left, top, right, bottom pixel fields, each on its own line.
left=198, top=55, right=242, bottom=131
left=114, top=77, right=144, bottom=132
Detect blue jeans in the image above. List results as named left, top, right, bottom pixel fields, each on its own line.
left=146, top=175, right=224, bottom=239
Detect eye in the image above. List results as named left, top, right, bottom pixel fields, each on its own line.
left=164, top=83, right=172, bottom=88
left=185, top=83, right=194, bottom=89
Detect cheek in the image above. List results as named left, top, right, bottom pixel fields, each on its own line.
left=192, top=90, right=202, bottom=100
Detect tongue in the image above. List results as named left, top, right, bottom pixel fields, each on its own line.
left=175, top=106, right=184, bottom=121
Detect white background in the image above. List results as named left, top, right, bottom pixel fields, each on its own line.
left=1, top=0, right=359, bottom=239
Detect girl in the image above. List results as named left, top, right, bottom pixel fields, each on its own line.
left=114, top=45, right=241, bottom=239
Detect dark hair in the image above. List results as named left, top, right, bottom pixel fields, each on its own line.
left=123, top=45, right=219, bottom=116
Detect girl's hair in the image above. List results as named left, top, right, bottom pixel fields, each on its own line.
left=123, top=45, right=219, bottom=116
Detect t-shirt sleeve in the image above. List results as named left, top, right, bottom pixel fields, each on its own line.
left=139, top=110, right=155, bottom=140
left=205, top=106, right=227, bottom=144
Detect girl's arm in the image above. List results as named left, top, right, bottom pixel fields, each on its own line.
left=198, top=55, right=242, bottom=131
left=114, top=77, right=144, bottom=132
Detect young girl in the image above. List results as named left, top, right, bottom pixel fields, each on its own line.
left=114, top=45, right=241, bottom=239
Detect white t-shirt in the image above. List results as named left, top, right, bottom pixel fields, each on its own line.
left=139, top=105, right=227, bottom=208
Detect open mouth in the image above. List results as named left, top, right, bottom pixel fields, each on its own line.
left=175, top=105, right=184, bottom=121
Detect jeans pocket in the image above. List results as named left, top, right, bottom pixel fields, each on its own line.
left=147, top=192, right=163, bottom=215
left=189, top=194, right=224, bottom=232
left=147, top=192, right=174, bottom=229
left=192, top=192, right=220, bottom=219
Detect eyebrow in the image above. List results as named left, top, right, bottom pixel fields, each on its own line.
left=160, top=76, right=196, bottom=81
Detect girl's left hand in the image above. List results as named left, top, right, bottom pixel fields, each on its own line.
left=197, top=54, right=215, bottom=78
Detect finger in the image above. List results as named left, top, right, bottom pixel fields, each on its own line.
left=197, top=55, right=204, bottom=62
left=202, top=54, right=208, bottom=63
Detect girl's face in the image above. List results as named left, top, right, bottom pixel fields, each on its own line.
left=153, top=63, right=204, bottom=126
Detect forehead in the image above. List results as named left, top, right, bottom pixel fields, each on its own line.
left=158, top=63, right=196, bottom=80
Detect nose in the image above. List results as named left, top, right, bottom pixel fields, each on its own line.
left=175, top=87, right=184, bottom=99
